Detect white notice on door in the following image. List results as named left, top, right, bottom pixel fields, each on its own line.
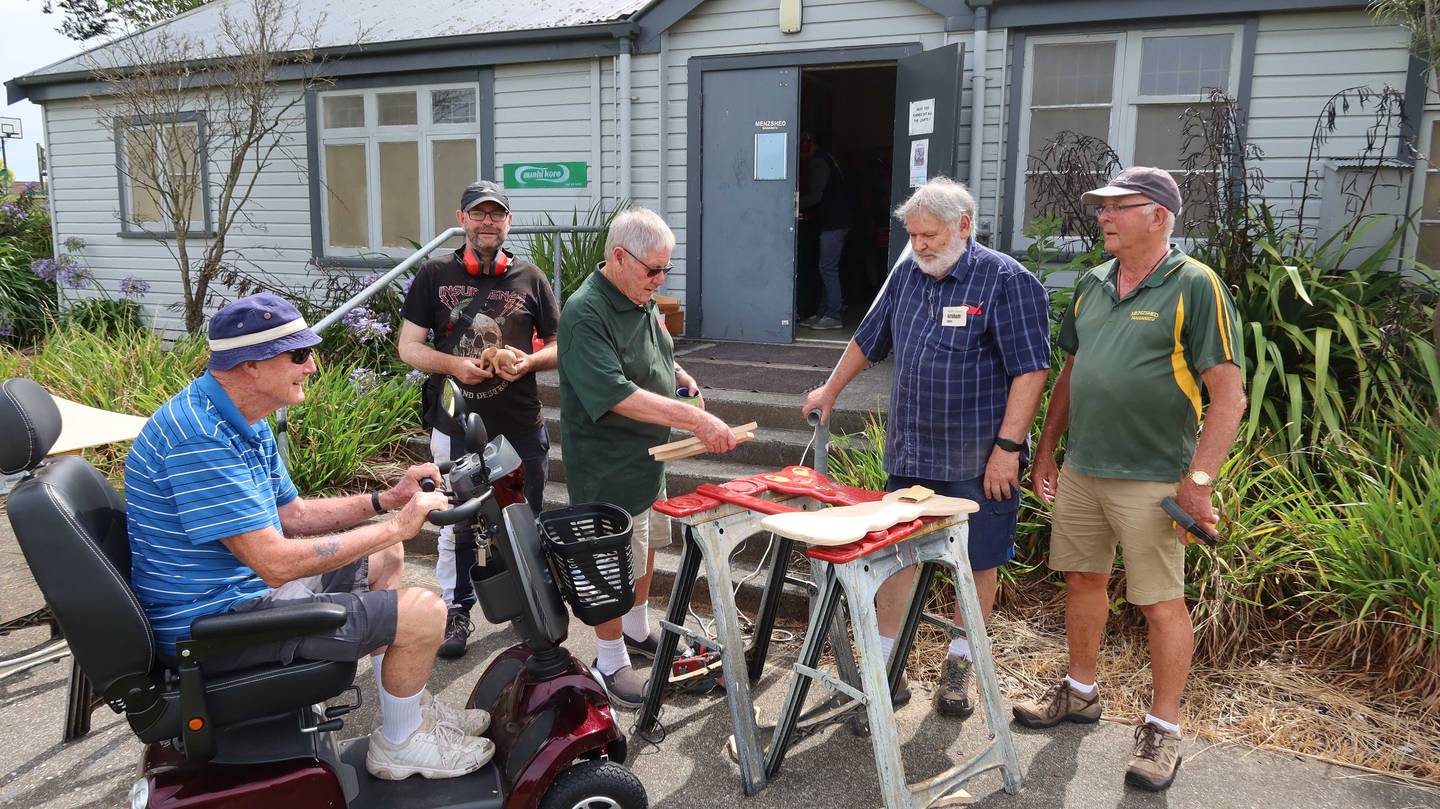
left=908, top=98, right=935, bottom=136
left=909, top=139, right=929, bottom=187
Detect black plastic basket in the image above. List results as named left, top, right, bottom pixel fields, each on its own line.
left=536, top=502, right=636, bottom=627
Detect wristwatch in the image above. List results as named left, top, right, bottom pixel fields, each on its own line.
left=1187, top=470, right=1214, bottom=487
left=994, top=436, right=1024, bottom=453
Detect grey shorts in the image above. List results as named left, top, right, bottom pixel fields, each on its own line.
left=202, top=559, right=399, bottom=674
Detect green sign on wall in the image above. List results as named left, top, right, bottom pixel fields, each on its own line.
left=503, top=162, right=589, bottom=189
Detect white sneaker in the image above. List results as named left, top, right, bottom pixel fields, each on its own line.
left=372, top=690, right=491, bottom=737
left=365, top=712, right=495, bottom=780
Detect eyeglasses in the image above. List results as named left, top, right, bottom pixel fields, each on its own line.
left=621, top=246, right=674, bottom=278
left=1092, top=201, right=1156, bottom=216
left=464, top=209, right=509, bottom=223
left=288, top=347, right=313, bottom=365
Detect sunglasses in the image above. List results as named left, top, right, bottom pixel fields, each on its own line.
left=621, top=246, right=674, bottom=278
left=288, top=347, right=314, bottom=365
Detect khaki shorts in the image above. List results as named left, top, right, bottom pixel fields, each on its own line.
left=629, top=506, right=672, bottom=579
left=1048, top=466, right=1184, bottom=606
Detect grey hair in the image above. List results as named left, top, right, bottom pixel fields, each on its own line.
left=1160, top=207, right=1177, bottom=240
left=605, top=207, right=676, bottom=259
left=894, top=176, right=978, bottom=226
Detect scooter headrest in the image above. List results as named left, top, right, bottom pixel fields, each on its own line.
left=0, top=378, right=62, bottom=474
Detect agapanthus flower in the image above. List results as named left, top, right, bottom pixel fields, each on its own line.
left=119, top=275, right=152, bottom=300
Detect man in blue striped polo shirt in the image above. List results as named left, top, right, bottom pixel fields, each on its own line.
left=805, top=177, right=1051, bottom=718
left=126, top=293, right=494, bottom=781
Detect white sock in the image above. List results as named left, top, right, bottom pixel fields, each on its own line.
left=621, top=603, right=650, bottom=642
left=378, top=683, right=424, bottom=746
left=1145, top=713, right=1182, bottom=737
left=879, top=635, right=896, bottom=663
left=596, top=636, right=630, bottom=676
left=948, top=637, right=972, bottom=660
left=1064, top=675, right=1097, bottom=695
left=371, top=653, right=385, bottom=703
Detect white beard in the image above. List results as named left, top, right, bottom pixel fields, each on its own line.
left=915, top=239, right=968, bottom=278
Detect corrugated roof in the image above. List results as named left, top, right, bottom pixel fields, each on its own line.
left=19, top=0, right=652, bottom=80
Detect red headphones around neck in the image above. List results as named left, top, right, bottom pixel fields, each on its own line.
left=463, top=246, right=509, bottom=277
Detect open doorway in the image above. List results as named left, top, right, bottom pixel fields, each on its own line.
left=794, top=63, right=897, bottom=343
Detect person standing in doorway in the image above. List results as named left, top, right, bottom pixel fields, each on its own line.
left=398, top=180, right=560, bottom=659
left=798, top=131, right=853, bottom=331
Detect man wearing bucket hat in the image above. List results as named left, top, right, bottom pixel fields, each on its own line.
left=399, top=179, right=561, bottom=660
left=1016, top=167, right=1246, bottom=792
left=125, top=293, right=496, bottom=781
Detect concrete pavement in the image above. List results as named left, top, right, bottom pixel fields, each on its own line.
left=1, top=503, right=1437, bottom=809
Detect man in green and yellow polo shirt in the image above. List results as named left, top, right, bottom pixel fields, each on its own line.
left=1016, top=167, right=1246, bottom=792
left=558, top=207, right=739, bottom=709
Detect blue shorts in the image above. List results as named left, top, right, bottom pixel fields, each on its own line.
left=885, top=474, right=1019, bottom=571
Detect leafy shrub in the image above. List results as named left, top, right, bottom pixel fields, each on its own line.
left=521, top=201, right=625, bottom=304
left=280, top=363, right=422, bottom=494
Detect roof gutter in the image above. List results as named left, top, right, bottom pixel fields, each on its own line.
left=8, top=19, right=639, bottom=104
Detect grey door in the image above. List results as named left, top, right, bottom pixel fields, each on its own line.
left=699, top=66, right=800, bottom=343
left=889, top=43, right=965, bottom=265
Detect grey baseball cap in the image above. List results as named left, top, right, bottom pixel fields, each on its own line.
left=1082, top=167, right=1182, bottom=214
left=460, top=180, right=509, bottom=212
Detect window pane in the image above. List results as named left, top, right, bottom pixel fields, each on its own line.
left=378, top=92, right=418, bottom=126
left=125, top=130, right=163, bottom=224
left=1417, top=223, right=1440, bottom=271
left=1430, top=121, right=1440, bottom=166
left=1423, top=170, right=1440, bottom=219
left=1139, top=34, right=1232, bottom=96
left=1032, top=42, right=1115, bottom=106
left=1023, top=172, right=1107, bottom=235
left=1133, top=104, right=1193, bottom=168
left=432, top=89, right=477, bottom=124
left=325, top=143, right=369, bottom=248
left=164, top=124, right=204, bottom=224
left=432, top=139, right=477, bottom=246
left=1028, top=107, right=1111, bottom=157
left=1173, top=170, right=1216, bottom=235
left=323, top=95, right=364, bottom=129
left=379, top=141, right=421, bottom=248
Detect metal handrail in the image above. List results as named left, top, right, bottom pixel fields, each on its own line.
left=277, top=223, right=607, bottom=462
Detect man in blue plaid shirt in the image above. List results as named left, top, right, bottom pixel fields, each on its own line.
left=805, top=177, right=1051, bottom=718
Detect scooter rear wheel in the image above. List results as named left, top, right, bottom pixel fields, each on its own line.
left=538, top=760, right=647, bottom=809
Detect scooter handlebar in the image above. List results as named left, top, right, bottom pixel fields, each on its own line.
left=428, top=495, right=487, bottom=527
left=1160, top=496, right=1217, bottom=547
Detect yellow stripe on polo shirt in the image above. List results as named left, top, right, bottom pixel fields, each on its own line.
left=1189, top=258, right=1234, bottom=362
left=1171, top=294, right=1203, bottom=421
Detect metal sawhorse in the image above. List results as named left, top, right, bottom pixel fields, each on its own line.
left=765, top=511, right=1024, bottom=807
left=636, top=466, right=1024, bottom=806
left=636, top=466, right=870, bottom=795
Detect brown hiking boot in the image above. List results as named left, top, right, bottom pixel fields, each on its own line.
left=1011, top=679, right=1102, bottom=728
left=935, top=655, right=974, bottom=718
left=1125, top=722, right=1183, bottom=791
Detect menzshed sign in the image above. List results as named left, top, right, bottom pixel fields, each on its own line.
left=503, top=162, right=589, bottom=189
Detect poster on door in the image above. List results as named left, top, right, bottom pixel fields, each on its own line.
left=909, top=139, right=929, bottom=187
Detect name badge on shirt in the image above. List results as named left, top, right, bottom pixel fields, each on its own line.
left=941, top=305, right=968, bottom=327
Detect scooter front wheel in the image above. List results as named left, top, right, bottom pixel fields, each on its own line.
left=538, top=760, right=647, bottom=809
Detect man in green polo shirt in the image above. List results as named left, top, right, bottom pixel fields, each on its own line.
left=558, top=207, right=739, bottom=708
left=1016, top=167, right=1246, bottom=792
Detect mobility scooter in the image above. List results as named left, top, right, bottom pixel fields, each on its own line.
left=0, top=376, right=648, bottom=809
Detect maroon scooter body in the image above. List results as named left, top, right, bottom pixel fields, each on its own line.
left=134, top=740, right=345, bottom=809
left=469, top=646, right=622, bottom=809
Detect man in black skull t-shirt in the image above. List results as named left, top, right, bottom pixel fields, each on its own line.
left=398, top=180, right=559, bottom=658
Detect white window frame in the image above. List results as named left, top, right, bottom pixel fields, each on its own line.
left=1013, top=25, right=1244, bottom=250
left=116, top=112, right=212, bottom=236
left=1408, top=103, right=1440, bottom=273
left=317, top=82, right=483, bottom=258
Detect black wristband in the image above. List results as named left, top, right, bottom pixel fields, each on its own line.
left=371, top=491, right=384, bottom=513
left=993, top=436, right=1024, bottom=453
